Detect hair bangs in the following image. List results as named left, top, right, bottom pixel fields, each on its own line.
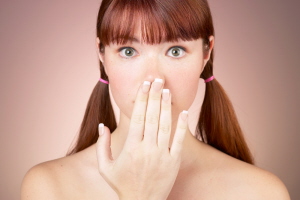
left=98, top=0, right=209, bottom=46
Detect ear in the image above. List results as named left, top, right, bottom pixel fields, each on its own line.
left=96, top=37, right=105, bottom=64
left=203, top=35, right=215, bottom=67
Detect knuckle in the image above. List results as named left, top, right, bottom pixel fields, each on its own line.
left=146, top=114, right=159, bottom=124
left=175, top=139, right=184, bottom=146
left=173, top=153, right=182, bottom=162
left=132, top=114, right=145, bottom=124
left=137, top=94, right=147, bottom=102
left=124, top=140, right=139, bottom=151
left=178, top=124, right=187, bottom=130
left=148, top=94, right=161, bottom=101
left=161, top=104, right=171, bottom=111
left=124, top=144, right=141, bottom=159
left=159, top=124, right=170, bottom=134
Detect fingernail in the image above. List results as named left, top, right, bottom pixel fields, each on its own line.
left=153, top=78, right=163, bottom=91
left=162, top=89, right=170, bottom=102
left=98, top=123, right=104, bottom=136
left=181, top=110, right=188, bottom=121
left=142, top=81, right=151, bottom=93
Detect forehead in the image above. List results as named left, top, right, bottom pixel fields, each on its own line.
left=98, top=0, right=209, bottom=46
left=110, top=22, right=202, bottom=46
left=118, top=22, right=159, bottom=44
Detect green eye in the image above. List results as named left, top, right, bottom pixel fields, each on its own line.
left=168, top=46, right=186, bottom=58
left=120, top=47, right=135, bottom=58
left=124, top=48, right=134, bottom=56
left=171, top=48, right=181, bottom=56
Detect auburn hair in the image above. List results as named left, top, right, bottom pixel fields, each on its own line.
left=67, top=0, right=254, bottom=164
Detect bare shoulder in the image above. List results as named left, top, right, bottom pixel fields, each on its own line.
left=21, top=150, right=92, bottom=200
left=227, top=159, right=290, bottom=199
left=201, top=144, right=291, bottom=200
left=21, top=157, right=67, bottom=199
left=21, top=145, right=119, bottom=200
left=241, top=163, right=290, bottom=199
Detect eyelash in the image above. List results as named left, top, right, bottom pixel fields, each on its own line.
left=118, top=46, right=187, bottom=59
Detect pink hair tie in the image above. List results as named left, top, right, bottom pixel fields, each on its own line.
left=204, top=76, right=214, bottom=83
left=99, top=78, right=109, bottom=84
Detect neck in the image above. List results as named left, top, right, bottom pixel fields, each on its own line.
left=110, top=111, right=202, bottom=171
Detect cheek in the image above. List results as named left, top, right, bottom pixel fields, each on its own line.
left=169, top=74, right=200, bottom=111
left=105, top=57, right=141, bottom=117
left=166, top=72, right=201, bottom=113
left=109, top=81, right=137, bottom=119
left=105, top=54, right=135, bottom=89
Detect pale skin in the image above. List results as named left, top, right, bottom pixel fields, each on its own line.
left=21, top=26, right=291, bottom=199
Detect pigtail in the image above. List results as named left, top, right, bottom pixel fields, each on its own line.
left=197, top=47, right=254, bottom=164
left=67, top=62, right=116, bottom=155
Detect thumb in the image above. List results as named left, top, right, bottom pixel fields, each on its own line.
left=96, top=123, right=113, bottom=173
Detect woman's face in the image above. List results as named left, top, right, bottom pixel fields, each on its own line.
left=97, top=29, right=214, bottom=120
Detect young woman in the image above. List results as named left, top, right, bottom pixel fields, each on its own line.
left=21, top=0, right=290, bottom=199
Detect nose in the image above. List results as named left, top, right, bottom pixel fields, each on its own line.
left=142, top=56, right=165, bottom=84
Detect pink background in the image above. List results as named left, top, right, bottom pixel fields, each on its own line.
left=0, top=1, right=299, bottom=199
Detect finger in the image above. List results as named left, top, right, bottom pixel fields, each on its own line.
left=170, top=111, right=188, bottom=158
left=157, top=89, right=172, bottom=149
left=143, top=78, right=164, bottom=145
left=125, top=81, right=151, bottom=148
left=96, top=123, right=113, bottom=174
